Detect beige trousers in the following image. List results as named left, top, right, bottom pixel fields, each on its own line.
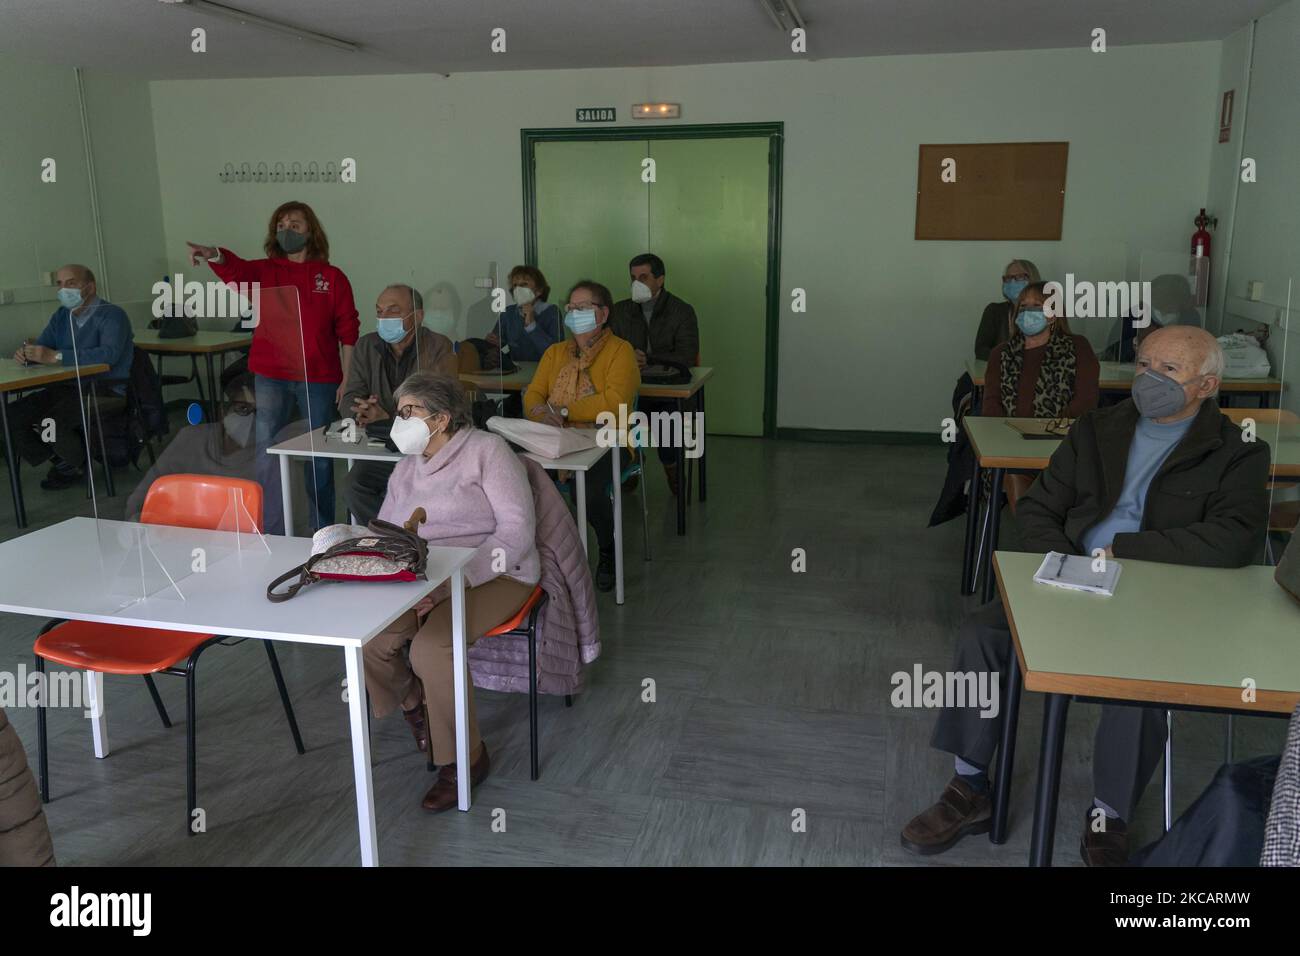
left=364, top=576, right=535, bottom=765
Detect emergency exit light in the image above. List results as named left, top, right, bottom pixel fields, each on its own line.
left=632, top=103, right=681, bottom=120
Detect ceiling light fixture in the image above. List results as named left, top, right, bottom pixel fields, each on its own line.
left=758, top=0, right=807, bottom=31
left=160, top=0, right=361, bottom=53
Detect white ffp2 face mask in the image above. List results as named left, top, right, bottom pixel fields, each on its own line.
left=391, top=414, right=443, bottom=455
left=512, top=285, right=536, bottom=307
left=222, top=412, right=255, bottom=447
left=631, top=280, right=653, bottom=304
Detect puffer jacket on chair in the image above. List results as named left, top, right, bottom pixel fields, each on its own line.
left=0, top=707, right=55, bottom=866
left=468, top=454, right=600, bottom=695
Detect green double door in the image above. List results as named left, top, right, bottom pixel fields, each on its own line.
left=530, top=132, right=776, bottom=436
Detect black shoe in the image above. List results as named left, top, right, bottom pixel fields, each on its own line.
left=595, top=552, right=615, bottom=592
left=40, top=463, right=84, bottom=490
left=1080, top=810, right=1129, bottom=866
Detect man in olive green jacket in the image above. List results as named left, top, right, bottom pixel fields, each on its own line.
left=903, top=326, right=1270, bottom=866
left=339, top=284, right=458, bottom=525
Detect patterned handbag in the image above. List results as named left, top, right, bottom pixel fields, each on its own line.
left=267, top=509, right=428, bottom=602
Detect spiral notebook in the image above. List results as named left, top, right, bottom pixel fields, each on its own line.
left=1032, top=551, right=1122, bottom=596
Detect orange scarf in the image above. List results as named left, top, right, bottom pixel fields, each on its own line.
left=549, top=328, right=611, bottom=412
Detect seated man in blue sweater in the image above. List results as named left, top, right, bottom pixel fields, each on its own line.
left=901, top=326, right=1270, bottom=866
left=9, top=264, right=134, bottom=490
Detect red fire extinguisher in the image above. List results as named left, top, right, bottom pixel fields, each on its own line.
left=1190, top=208, right=1213, bottom=305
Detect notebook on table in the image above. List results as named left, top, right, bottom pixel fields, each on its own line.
left=1033, top=551, right=1122, bottom=596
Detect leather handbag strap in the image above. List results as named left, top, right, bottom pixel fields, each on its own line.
left=267, top=563, right=310, bottom=602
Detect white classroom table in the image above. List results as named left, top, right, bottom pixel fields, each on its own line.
left=521, top=442, right=625, bottom=606
left=266, top=426, right=401, bottom=528
left=270, top=426, right=627, bottom=605
left=0, top=516, right=474, bottom=867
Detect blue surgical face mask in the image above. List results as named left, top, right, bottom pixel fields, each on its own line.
left=1003, top=279, right=1028, bottom=302
left=376, top=316, right=408, bottom=344
left=1015, top=308, right=1048, bottom=336
left=57, top=287, right=83, bottom=310
left=565, top=309, right=598, bottom=335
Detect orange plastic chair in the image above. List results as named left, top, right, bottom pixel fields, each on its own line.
left=139, top=473, right=264, bottom=531
left=34, top=475, right=303, bottom=833
left=478, top=584, right=566, bottom=781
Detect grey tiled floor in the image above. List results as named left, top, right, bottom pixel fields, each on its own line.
left=0, top=434, right=1286, bottom=865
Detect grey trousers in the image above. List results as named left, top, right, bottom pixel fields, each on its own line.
left=930, top=600, right=1168, bottom=821
left=341, top=458, right=396, bottom=527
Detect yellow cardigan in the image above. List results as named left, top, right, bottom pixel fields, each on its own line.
left=523, top=335, right=641, bottom=438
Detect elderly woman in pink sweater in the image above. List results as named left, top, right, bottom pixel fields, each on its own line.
left=367, top=371, right=539, bottom=812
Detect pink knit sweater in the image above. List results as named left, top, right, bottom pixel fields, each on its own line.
left=378, top=427, right=541, bottom=589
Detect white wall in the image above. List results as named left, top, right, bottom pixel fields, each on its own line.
left=146, top=42, right=1221, bottom=432
left=0, top=57, right=167, bottom=337
left=1211, top=0, right=1300, bottom=416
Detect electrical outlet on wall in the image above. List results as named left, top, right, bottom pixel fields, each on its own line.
left=39, top=271, right=55, bottom=286
left=473, top=276, right=494, bottom=289
left=0, top=290, right=14, bottom=305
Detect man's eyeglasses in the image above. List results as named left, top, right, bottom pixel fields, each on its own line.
left=228, top=401, right=255, bottom=417
left=565, top=302, right=600, bottom=313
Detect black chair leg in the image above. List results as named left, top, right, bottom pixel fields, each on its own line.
left=143, top=674, right=172, bottom=727
left=35, top=654, right=49, bottom=803
left=564, top=695, right=573, bottom=708
left=184, top=638, right=221, bottom=836
left=263, top=642, right=305, bottom=754
left=528, top=625, right=539, bottom=781
left=185, top=657, right=199, bottom=835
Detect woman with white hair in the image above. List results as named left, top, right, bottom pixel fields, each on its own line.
left=364, top=371, right=539, bottom=812
left=974, top=259, right=1041, bottom=360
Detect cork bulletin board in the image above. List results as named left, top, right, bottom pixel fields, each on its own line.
left=915, top=142, right=1069, bottom=240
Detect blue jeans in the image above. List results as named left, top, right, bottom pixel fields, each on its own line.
left=255, top=374, right=337, bottom=534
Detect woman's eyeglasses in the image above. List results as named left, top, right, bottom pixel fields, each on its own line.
left=228, top=401, right=255, bottom=417
left=396, top=404, right=428, bottom=420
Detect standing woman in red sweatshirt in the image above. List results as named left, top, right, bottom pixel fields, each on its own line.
left=187, top=201, right=359, bottom=534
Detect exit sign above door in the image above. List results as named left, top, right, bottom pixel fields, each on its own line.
left=575, top=107, right=616, bottom=122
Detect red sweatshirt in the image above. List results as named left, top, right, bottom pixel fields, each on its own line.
left=209, top=249, right=359, bottom=382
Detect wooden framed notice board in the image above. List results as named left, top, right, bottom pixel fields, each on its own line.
left=915, top=142, right=1068, bottom=240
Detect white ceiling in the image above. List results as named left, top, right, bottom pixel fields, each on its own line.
left=0, top=0, right=1286, bottom=79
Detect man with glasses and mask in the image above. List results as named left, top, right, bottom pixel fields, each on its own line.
left=902, top=325, right=1270, bottom=866
left=338, top=284, right=458, bottom=525
left=9, top=264, right=133, bottom=490
left=124, top=364, right=304, bottom=521
left=608, top=253, right=699, bottom=497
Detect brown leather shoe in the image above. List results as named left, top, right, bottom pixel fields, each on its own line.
left=1080, top=811, right=1129, bottom=866
left=402, top=705, right=428, bottom=753
left=900, top=776, right=992, bottom=855
left=662, top=462, right=680, bottom=497
left=421, top=744, right=491, bottom=813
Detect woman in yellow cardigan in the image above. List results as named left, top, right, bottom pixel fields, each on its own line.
left=524, top=279, right=640, bottom=591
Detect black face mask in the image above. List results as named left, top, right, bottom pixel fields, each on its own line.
left=276, top=229, right=309, bottom=254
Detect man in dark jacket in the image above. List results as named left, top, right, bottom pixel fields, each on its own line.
left=901, top=326, right=1270, bottom=866
left=607, top=253, right=700, bottom=496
